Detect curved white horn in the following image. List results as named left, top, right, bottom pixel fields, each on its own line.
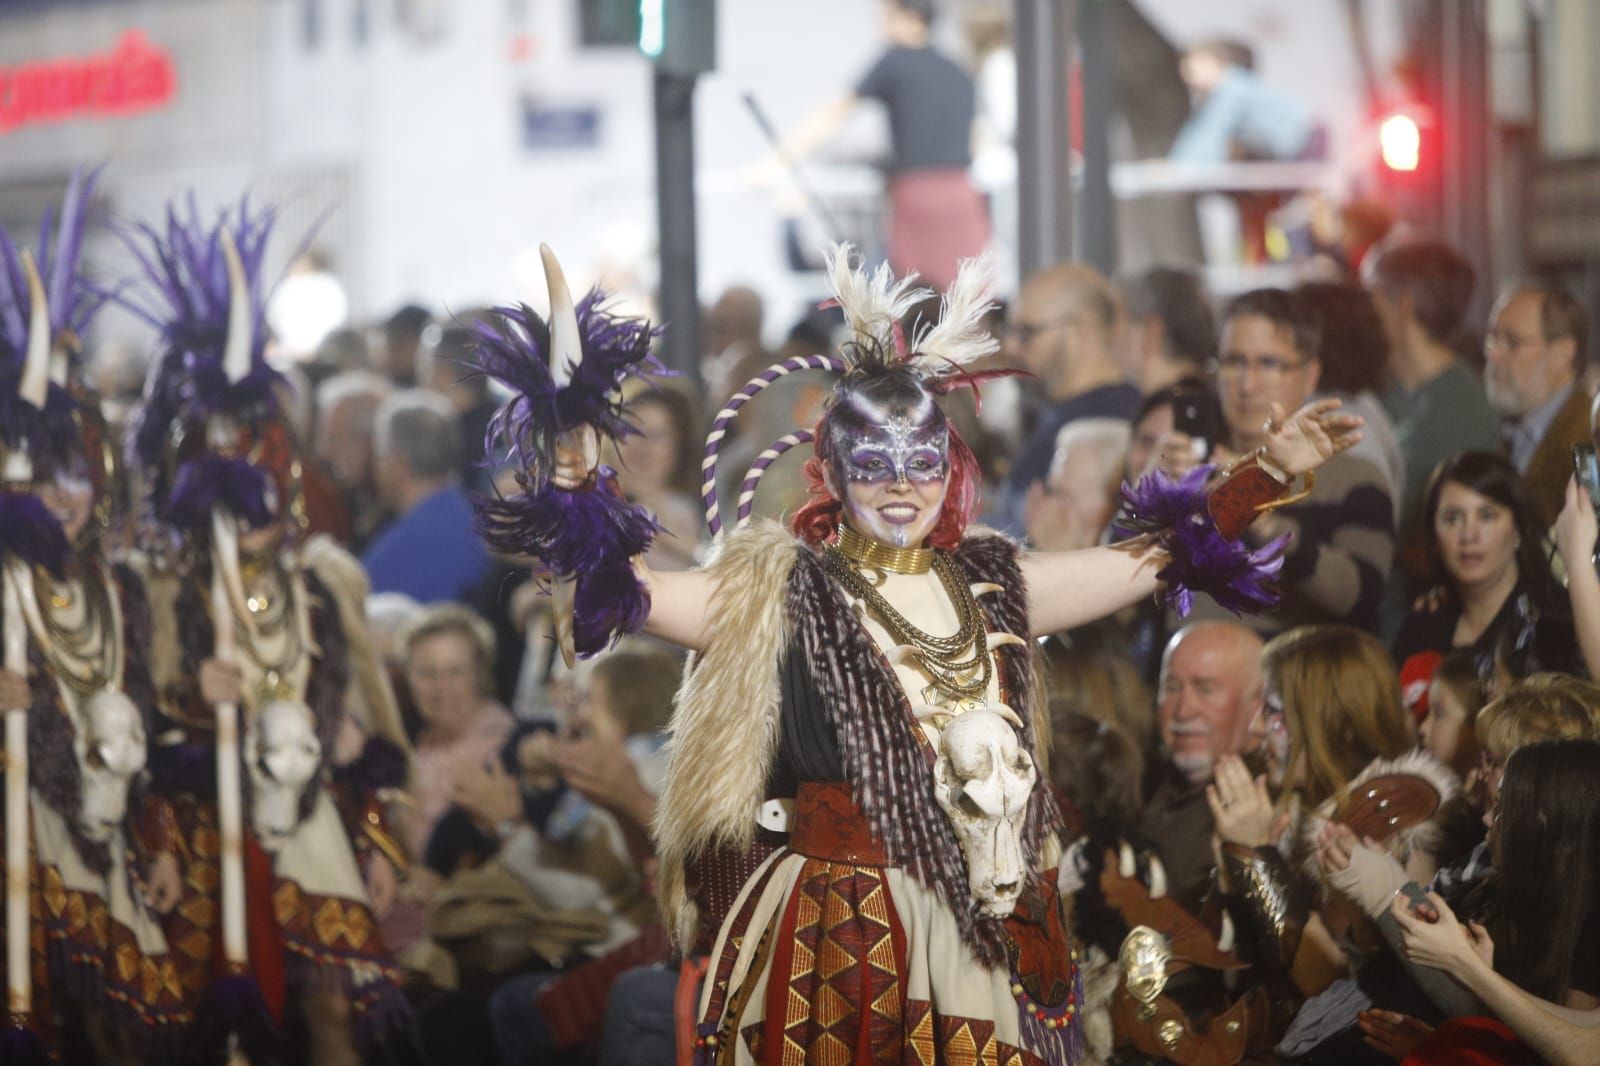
left=18, top=249, right=49, bottom=409
left=219, top=228, right=253, bottom=385
left=987, top=701, right=1026, bottom=731
left=540, top=243, right=581, bottom=389
left=1147, top=854, right=1168, bottom=899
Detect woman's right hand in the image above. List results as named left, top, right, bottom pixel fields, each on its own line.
left=1555, top=475, right=1598, bottom=570
left=551, top=424, right=601, bottom=490
left=198, top=658, right=243, bottom=707
left=0, top=669, right=28, bottom=712
left=1392, top=889, right=1485, bottom=973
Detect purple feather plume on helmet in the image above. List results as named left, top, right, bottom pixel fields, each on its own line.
left=165, top=455, right=275, bottom=533
left=35, top=165, right=109, bottom=342
left=118, top=195, right=286, bottom=479
left=1115, top=464, right=1289, bottom=617
left=465, top=293, right=664, bottom=485
left=0, top=492, right=69, bottom=578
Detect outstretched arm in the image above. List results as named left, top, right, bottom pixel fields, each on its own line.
left=1394, top=892, right=1600, bottom=1065
left=1022, top=399, right=1362, bottom=634
left=1020, top=538, right=1164, bottom=635
left=637, top=560, right=715, bottom=653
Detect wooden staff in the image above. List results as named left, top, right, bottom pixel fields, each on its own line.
left=3, top=569, right=31, bottom=1018
left=210, top=514, right=247, bottom=969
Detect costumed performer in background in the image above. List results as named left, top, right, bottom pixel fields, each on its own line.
left=0, top=168, right=191, bottom=1064
left=121, top=197, right=416, bottom=1065
left=463, top=243, right=1361, bottom=1064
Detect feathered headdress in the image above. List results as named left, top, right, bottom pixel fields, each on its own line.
left=465, top=245, right=664, bottom=663
left=699, top=243, right=1007, bottom=540
left=0, top=168, right=108, bottom=577
left=822, top=242, right=1003, bottom=392
left=120, top=196, right=289, bottom=539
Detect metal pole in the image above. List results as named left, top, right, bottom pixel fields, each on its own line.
left=653, top=67, right=703, bottom=385
left=1015, top=0, right=1075, bottom=278
left=1077, top=0, right=1116, bottom=273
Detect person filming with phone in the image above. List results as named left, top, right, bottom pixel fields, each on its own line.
left=1153, top=289, right=1395, bottom=633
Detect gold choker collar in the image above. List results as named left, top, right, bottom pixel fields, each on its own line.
left=835, top=525, right=933, bottom=575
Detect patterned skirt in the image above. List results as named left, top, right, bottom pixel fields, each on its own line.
left=694, top=783, right=1083, bottom=1066
left=21, top=797, right=191, bottom=1060
left=164, top=788, right=410, bottom=1044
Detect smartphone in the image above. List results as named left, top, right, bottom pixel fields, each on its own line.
left=1573, top=444, right=1600, bottom=509
left=1172, top=387, right=1221, bottom=461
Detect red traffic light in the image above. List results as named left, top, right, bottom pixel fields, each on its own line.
left=1380, top=112, right=1422, bottom=172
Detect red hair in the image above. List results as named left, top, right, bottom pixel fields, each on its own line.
left=789, top=416, right=981, bottom=550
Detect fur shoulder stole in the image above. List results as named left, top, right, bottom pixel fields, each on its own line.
left=654, top=520, right=799, bottom=948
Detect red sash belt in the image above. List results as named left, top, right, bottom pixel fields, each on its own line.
left=789, top=782, right=899, bottom=866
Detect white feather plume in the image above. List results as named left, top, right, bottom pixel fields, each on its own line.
left=910, top=252, right=1000, bottom=372
left=823, top=242, right=931, bottom=363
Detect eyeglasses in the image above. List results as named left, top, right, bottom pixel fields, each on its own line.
left=1483, top=329, right=1543, bottom=355
left=1213, top=354, right=1308, bottom=382
left=1005, top=313, right=1074, bottom=345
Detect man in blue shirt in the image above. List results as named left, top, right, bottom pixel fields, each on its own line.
left=1169, top=38, right=1319, bottom=164
left=363, top=389, right=491, bottom=603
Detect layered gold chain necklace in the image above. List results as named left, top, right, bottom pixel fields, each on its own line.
left=34, top=566, right=120, bottom=698
left=232, top=553, right=304, bottom=677
left=824, top=527, right=992, bottom=703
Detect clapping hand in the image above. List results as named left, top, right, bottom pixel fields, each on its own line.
left=1261, top=398, right=1363, bottom=478
left=1392, top=889, right=1493, bottom=972
left=1205, top=754, right=1280, bottom=848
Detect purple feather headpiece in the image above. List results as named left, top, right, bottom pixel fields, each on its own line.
left=466, top=259, right=663, bottom=488
left=119, top=195, right=286, bottom=479
left=1115, top=464, right=1290, bottom=617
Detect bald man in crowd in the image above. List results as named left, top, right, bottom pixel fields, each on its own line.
left=1000, top=262, right=1139, bottom=534
left=1136, top=620, right=1266, bottom=909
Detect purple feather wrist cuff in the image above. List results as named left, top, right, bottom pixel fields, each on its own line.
left=1114, top=465, right=1288, bottom=617
left=475, top=466, right=659, bottom=657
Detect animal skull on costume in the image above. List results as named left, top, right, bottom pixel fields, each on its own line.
left=246, top=698, right=322, bottom=846
left=74, top=688, right=147, bottom=843
left=928, top=705, right=1038, bottom=918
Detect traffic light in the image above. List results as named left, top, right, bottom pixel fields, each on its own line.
left=1379, top=112, right=1421, bottom=172
left=1376, top=103, right=1435, bottom=179
left=638, top=0, right=715, bottom=77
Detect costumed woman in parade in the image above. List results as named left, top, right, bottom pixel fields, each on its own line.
left=0, top=170, right=191, bottom=1064
left=121, top=198, right=417, bottom=1064
left=464, top=242, right=1361, bottom=1064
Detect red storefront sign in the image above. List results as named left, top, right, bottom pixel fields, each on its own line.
left=0, top=30, right=176, bottom=135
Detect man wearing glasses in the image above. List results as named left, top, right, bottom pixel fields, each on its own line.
left=1484, top=282, right=1592, bottom=526
left=998, top=262, right=1139, bottom=535
left=1159, top=289, right=1396, bottom=633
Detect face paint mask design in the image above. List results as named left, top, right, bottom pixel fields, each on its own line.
left=827, top=387, right=951, bottom=548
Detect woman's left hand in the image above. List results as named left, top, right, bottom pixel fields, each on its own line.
left=1205, top=754, right=1278, bottom=848
left=1262, top=398, right=1364, bottom=478
left=1392, top=889, right=1484, bottom=972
